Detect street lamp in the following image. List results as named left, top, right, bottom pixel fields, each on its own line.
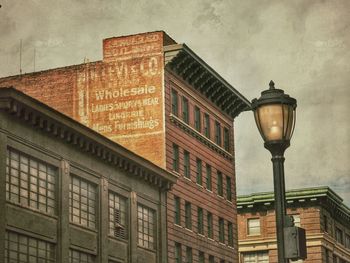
left=251, top=80, right=297, bottom=263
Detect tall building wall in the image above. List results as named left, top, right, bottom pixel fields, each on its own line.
left=0, top=31, right=251, bottom=263
left=165, top=70, right=238, bottom=262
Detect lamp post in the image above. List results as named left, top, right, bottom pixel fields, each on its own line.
left=251, top=80, right=297, bottom=263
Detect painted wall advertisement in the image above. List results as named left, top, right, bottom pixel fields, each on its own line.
left=74, top=32, right=165, bottom=167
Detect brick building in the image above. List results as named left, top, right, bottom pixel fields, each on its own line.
left=0, top=88, right=176, bottom=262
left=0, top=31, right=251, bottom=262
left=237, top=187, right=350, bottom=263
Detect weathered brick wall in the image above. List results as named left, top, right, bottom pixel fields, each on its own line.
left=0, top=31, right=173, bottom=168
left=165, top=70, right=238, bottom=263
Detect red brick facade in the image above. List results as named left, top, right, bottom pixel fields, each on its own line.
left=0, top=31, right=251, bottom=263
left=237, top=188, right=350, bottom=263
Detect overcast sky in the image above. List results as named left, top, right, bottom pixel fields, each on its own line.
left=1, top=0, right=349, bottom=205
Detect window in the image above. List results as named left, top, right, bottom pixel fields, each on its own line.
left=198, top=251, right=205, bottom=263
left=185, top=201, right=192, bottom=229
left=228, top=221, right=233, bottom=247
left=69, top=175, right=96, bottom=229
left=292, top=214, right=300, bottom=227
left=209, top=255, right=215, bottom=263
left=243, top=251, right=268, bottom=263
left=206, top=164, right=212, bottom=191
left=324, top=215, right=328, bottom=232
left=219, top=217, right=225, bottom=243
left=109, top=192, right=127, bottom=239
left=333, top=255, right=337, bottom=263
left=215, top=121, right=221, bottom=146
left=197, top=207, right=204, bottom=234
left=184, top=150, right=190, bottom=179
left=186, top=247, right=193, bottom=263
left=5, top=231, right=56, bottom=263
left=175, top=242, right=182, bottom=263
left=220, top=260, right=225, bottom=263
left=196, top=158, right=202, bottom=185
left=194, top=106, right=201, bottom=131
left=172, top=89, right=179, bottom=116
left=174, top=196, right=181, bottom=225
left=226, top=176, right=232, bottom=201
left=137, top=204, right=156, bottom=249
left=336, top=227, right=343, bottom=244
left=207, top=212, right=213, bottom=238
left=223, top=127, right=230, bottom=151
left=217, top=171, right=223, bottom=197
left=182, top=97, right=189, bottom=124
left=248, top=218, right=261, bottom=235
left=204, top=114, right=210, bottom=138
left=69, top=249, right=95, bottom=263
left=6, top=148, right=57, bottom=215
left=173, top=144, right=179, bottom=172
left=324, top=248, right=329, bottom=263
left=345, top=234, right=350, bottom=249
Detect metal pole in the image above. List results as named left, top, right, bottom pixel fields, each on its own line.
left=271, top=154, right=288, bottom=263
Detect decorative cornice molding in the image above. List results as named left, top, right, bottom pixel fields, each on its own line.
left=164, top=44, right=251, bottom=119
left=169, top=113, right=233, bottom=161
left=0, top=87, right=176, bottom=191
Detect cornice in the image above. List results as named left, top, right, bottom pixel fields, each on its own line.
left=0, top=87, right=176, bottom=190
left=164, top=44, right=251, bottom=119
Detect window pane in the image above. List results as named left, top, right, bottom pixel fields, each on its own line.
left=6, top=148, right=57, bottom=215
left=69, top=175, right=96, bottom=229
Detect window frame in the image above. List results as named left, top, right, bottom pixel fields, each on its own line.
left=171, top=89, right=179, bottom=117
left=182, top=96, right=189, bottom=124
left=247, top=218, right=261, bottom=236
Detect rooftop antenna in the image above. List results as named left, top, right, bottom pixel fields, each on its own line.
left=19, top=39, right=22, bottom=75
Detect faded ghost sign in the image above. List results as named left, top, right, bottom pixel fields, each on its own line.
left=74, top=32, right=166, bottom=167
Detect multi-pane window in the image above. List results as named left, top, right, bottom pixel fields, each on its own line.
left=215, top=121, right=221, bottom=146
left=206, top=164, right=212, bottom=191
left=243, top=251, right=268, bottom=263
left=197, top=207, right=204, bottom=234
left=5, top=231, right=56, bottom=263
left=185, top=201, right=192, bottom=229
left=172, top=89, right=179, bottom=116
left=198, top=251, right=205, bottom=263
left=204, top=114, right=210, bottom=138
left=248, top=218, right=261, bottom=236
left=217, top=171, right=223, bottom=197
left=228, top=221, right=233, bottom=247
left=175, top=242, right=182, bottom=263
left=194, top=106, right=201, bottom=131
left=196, top=158, right=202, bottom=185
left=109, top=192, right=127, bottom=239
left=137, top=204, right=156, bottom=249
left=69, top=175, right=96, bottom=229
left=209, top=255, right=215, bottom=263
left=186, top=247, right=193, bottom=263
left=324, top=215, right=328, bottom=232
left=223, top=127, right=230, bottom=151
left=6, top=148, right=57, bottom=215
left=345, top=234, right=350, bottom=249
left=182, top=97, right=189, bottom=124
left=226, top=176, right=232, bottom=201
left=219, top=217, right=225, bottom=243
left=69, top=249, right=95, bottom=263
left=207, top=212, right=213, bottom=239
left=184, top=150, right=190, bottom=179
left=173, top=143, right=179, bottom=172
left=336, top=227, right=343, bottom=244
left=292, top=214, right=300, bottom=227
left=174, top=195, right=181, bottom=225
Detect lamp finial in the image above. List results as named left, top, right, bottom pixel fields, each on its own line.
left=269, top=80, right=275, bottom=90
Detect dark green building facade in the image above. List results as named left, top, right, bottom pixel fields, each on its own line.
left=0, top=88, right=176, bottom=263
